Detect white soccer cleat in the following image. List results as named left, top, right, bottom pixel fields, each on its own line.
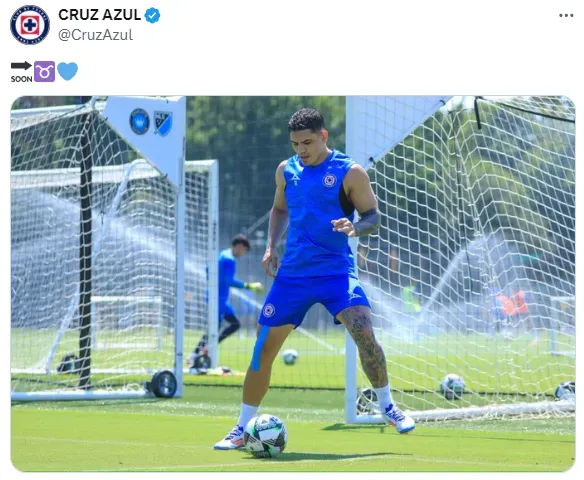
left=213, top=425, right=245, bottom=450
left=384, top=404, right=416, bottom=434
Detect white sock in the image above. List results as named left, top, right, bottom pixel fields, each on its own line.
left=374, top=385, right=394, bottom=412
left=237, top=403, right=259, bottom=429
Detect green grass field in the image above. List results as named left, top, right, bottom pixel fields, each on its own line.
left=11, top=327, right=575, bottom=471
left=12, top=327, right=576, bottom=420
left=11, top=386, right=575, bottom=472
left=12, top=327, right=575, bottom=394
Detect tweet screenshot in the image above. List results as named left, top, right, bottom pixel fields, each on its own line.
left=4, top=0, right=582, bottom=476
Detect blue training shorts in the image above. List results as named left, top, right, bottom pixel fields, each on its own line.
left=218, top=301, right=235, bottom=326
left=257, top=274, right=371, bottom=328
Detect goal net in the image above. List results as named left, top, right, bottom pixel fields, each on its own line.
left=91, top=295, right=165, bottom=350
left=11, top=99, right=219, bottom=400
left=549, top=296, right=575, bottom=358
left=346, top=96, right=575, bottom=422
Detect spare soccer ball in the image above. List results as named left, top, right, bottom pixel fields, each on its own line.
left=243, top=414, right=288, bottom=458
left=282, top=349, right=298, bottom=365
left=554, top=381, right=575, bottom=401
left=440, top=373, right=465, bottom=400
left=356, top=387, right=379, bottom=414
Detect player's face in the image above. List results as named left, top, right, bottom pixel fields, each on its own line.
left=290, top=129, right=327, bottom=166
left=233, top=244, right=249, bottom=258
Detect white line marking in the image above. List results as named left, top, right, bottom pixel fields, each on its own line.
left=295, top=326, right=339, bottom=352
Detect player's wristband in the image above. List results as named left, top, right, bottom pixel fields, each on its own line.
left=353, top=208, right=379, bottom=237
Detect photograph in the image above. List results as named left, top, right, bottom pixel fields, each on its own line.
left=10, top=95, right=575, bottom=472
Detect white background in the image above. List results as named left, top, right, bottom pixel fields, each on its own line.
left=3, top=0, right=583, bottom=479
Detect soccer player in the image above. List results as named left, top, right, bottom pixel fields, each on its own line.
left=214, top=108, right=415, bottom=450
left=189, top=234, right=264, bottom=365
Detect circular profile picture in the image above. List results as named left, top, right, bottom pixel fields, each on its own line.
left=11, top=5, right=50, bottom=45
left=263, top=304, right=276, bottom=318
left=130, top=108, right=150, bottom=135
left=322, top=173, right=337, bottom=187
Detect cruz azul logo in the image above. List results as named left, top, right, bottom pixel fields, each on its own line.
left=322, top=173, right=337, bottom=187
left=11, top=5, right=50, bottom=45
left=263, top=304, right=275, bottom=318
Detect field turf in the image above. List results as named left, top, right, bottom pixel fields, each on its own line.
left=11, top=385, right=575, bottom=472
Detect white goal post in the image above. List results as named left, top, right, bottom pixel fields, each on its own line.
left=344, top=96, right=576, bottom=423
left=11, top=96, right=220, bottom=401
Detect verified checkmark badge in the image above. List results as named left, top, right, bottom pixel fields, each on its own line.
left=145, top=8, right=160, bottom=24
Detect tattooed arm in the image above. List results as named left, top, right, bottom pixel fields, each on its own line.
left=332, top=164, right=379, bottom=237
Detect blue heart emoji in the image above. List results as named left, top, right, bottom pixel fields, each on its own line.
left=57, top=62, right=78, bottom=81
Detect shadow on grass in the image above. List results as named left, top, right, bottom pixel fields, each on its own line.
left=247, top=451, right=410, bottom=462
left=322, top=423, right=391, bottom=433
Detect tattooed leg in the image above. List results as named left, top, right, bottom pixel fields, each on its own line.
left=336, top=305, right=388, bottom=388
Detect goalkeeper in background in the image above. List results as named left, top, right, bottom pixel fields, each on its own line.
left=189, top=234, right=264, bottom=367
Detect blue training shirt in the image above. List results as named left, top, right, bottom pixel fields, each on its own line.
left=277, top=149, right=357, bottom=278
left=205, top=248, right=245, bottom=305
left=218, top=248, right=245, bottom=302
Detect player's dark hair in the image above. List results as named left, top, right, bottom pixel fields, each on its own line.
left=232, top=234, right=250, bottom=250
left=288, top=108, right=325, bottom=133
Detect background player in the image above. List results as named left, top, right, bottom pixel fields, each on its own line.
left=214, top=109, right=415, bottom=450
left=189, top=234, right=264, bottom=367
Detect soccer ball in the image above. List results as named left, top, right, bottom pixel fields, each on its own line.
left=282, top=349, right=298, bottom=365
left=554, top=381, right=575, bottom=401
left=243, top=414, right=288, bottom=458
left=440, top=373, right=466, bottom=400
left=356, top=387, right=379, bottom=414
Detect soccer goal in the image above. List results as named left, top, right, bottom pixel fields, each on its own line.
left=11, top=96, right=219, bottom=401
left=345, top=96, right=576, bottom=422
left=549, top=296, right=575, bottom=358
left=90, top=295, right=165, bottom=351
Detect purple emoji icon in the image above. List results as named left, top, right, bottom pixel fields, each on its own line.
left=34, top=61, right=55, bottom=82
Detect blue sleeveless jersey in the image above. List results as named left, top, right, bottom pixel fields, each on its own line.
left=277, top=149, right=357, bottom=278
